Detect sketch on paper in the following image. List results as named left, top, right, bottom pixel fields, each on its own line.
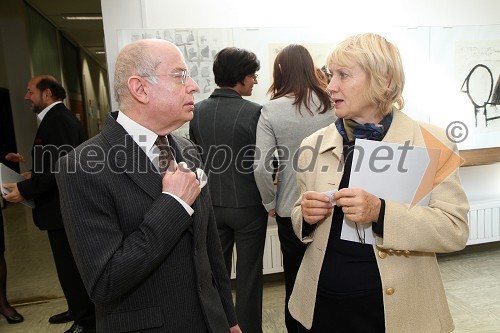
left=118, top=29, right=233, bottom=137
left=456, top=41, right=500, bottom=129
left=461, top=64, right=500, bottom=127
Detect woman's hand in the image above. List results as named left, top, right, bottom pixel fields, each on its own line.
left=301, top=191, right=333, bottom=225
left=334, top=188, right=381, bottom=224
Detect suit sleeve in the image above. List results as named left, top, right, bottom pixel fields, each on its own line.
left=254, top=105, right=277, bottom=211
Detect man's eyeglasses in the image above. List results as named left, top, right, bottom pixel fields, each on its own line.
left=142, top=69, right=191, bottom=85
left=249, top=73, right=258, bottom=81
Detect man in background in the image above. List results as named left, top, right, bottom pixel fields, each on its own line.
left=190, top=47, right=268, bottom=333
left=3, top=76, right=95, bottom=333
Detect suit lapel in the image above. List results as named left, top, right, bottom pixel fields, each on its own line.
left=101, top=113, right=161, bottom=199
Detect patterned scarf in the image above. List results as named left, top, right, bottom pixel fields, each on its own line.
left=335, top=111, right=394, bottom=143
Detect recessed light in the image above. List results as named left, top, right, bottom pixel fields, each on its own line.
left=62, top=15, right=102, bottom=20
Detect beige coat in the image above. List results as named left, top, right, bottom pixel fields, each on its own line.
left=289, top=111, right=469, bottom=332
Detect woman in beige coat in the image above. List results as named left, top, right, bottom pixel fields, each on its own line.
left=289, top=33, right=469, bottom=332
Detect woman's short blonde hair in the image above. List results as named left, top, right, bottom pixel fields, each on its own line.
left=327, top=33, right=405, bottom=114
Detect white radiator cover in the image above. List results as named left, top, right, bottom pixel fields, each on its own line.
left=467, top=200, right=500, bottom=245
left=230, top=224, right=283, bottom=278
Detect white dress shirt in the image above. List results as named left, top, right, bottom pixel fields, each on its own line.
left=116, top=111, right=194, bottom=215
left=37, top=101, right=63, bottom=123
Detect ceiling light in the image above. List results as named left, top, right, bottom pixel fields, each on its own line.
left=95, top=51, right=106, bottom=55
left=62, top=15, right=102, bottom=20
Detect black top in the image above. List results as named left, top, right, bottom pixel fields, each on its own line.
left=317, top=142, right=383, bottom=295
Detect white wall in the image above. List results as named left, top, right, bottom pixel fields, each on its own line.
left=101, top=0, right=500, bottom=204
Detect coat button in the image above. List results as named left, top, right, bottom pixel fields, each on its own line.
left=378, top=250, right=387, bottom=259
left=386, top=288, right=395, bottom=295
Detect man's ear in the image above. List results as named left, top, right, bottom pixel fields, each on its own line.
left=43, top=88, right=53, bottom=101
left=128, top=76, right=149, bottom=104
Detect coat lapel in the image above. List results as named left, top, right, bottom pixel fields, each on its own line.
left=101, top=112, right=161, bottom=199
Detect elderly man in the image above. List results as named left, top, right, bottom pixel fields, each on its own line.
left=55, top=39, right=241, bottom=333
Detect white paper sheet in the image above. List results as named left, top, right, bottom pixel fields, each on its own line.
left=341, top=139, right=440, bottom=244
left=0, top=163, right=35, bottom=208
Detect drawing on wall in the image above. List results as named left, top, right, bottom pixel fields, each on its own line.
left=455, top=41, right=500, bottom=129
left=118, top=29, right=233, bottom=137
left=461, top=64, right=500, bottom=127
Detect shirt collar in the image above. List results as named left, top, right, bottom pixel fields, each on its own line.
left=116, top=110, right=159, bottom=156
left=37, top=101, right=62, bottom=122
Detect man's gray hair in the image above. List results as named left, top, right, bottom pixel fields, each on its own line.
left=113, top=40, right=162, bottom=107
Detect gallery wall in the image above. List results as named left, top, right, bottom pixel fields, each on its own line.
left=101, top=0, right=500, bottom=204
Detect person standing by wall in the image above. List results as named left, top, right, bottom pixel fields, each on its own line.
left=253, top=44, right=334, bottom=333
left=2, top=76, right=95, bottom=333
left=190, top=47, right=268, bottom=333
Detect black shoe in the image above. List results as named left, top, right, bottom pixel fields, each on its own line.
left=49, top=310, right=73, bottom=324
left=64, top=323, right=96, bottom=333
left=1, top=311, right=24, bottom=324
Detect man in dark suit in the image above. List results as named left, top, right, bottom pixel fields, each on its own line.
left=55, top=39, right=241, bottom=333
left=3, top=76, right=95, bottom=333
left=189, top=47, right=268, bottom=333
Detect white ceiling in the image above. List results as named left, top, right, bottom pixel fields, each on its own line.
left=26, top=0, right=106, bottom=68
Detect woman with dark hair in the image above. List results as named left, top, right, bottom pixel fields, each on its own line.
left=190, top=47, right=266, bottom=333
left=254, top=44, right=335, bottom=333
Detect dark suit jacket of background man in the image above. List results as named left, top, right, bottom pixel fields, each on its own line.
left=56, top=112, right=237, bottom=332
left=189, top=88, right=263, bottom=207
left=17, top=102, right=86, bottom=230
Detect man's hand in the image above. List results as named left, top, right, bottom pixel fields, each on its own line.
left=268, top=208, right=276, bottom=217
left=2, top=183, right=24, bottom=203
left=301, top=191, right=333, bottom=225
left=230, top=324, right=242, bottom=333
left=333, top=188, right=381, bottom=224
left=21, top=171, right=32, bottom=180
left=162, top=162, right=201, bottom=206
left=5, top=153, right=25, bottom=163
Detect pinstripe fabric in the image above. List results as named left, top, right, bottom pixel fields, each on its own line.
left=56, top=112, right=236, bottom=332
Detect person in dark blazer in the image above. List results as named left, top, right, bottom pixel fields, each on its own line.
left=189, top=47, right=268, bottom=333
left=3, top=76, right=95, bottom=333
left=55, top=39, right=241, bottom=333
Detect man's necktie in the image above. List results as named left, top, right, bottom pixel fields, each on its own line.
left=155, top=135, right=174, bottom=176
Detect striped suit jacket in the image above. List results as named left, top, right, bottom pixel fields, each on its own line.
left=56, top=112, right=236, bottom=332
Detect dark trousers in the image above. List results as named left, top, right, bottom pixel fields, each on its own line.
left=297, top=289, right=385, bottom=333
left=276, top=215, right=308, bottom=333
left=214, top=205, right=268, bottom=333
left=47, top=229, right=95, bottom=327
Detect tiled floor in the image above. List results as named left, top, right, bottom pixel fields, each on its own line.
left=1, top=202, right=500, bottom=332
